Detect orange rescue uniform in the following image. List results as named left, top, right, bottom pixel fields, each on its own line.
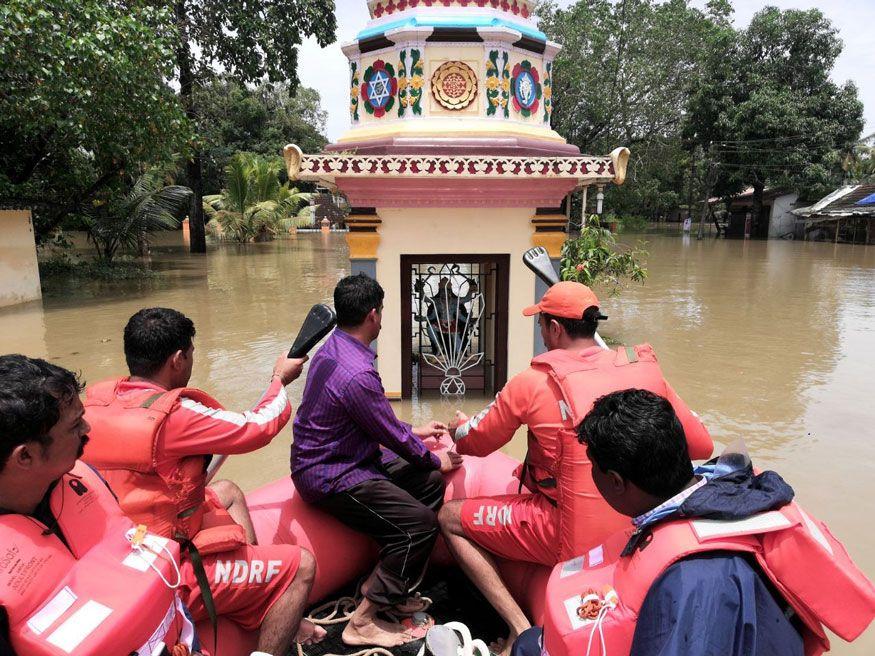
left=455, top=345, right=713, bottom=565
left=83, top=377, right=301, bottom=632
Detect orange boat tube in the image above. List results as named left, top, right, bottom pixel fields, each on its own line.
left=199, top=444, right=550, bottom=654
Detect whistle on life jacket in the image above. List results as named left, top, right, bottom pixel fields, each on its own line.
left=130, top=524, right=148, bottom=548
left=125, top=524, right=182, bottom=590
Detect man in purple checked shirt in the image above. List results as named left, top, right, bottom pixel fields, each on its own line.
left=291, top=273, right=463, bottom=648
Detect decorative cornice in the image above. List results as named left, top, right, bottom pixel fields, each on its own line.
left=343, top=25, right=547, bottom=57
left=283, top=144, right=626, bottom=186
left=531, top=216, right=567, bottom=231
left=368, top=0, right=535, bottom=20
left=347, top=215, right=382, bottom=232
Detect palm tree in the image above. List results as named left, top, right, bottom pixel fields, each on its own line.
left=843, top=143, right=875, bottom=183
left=203, top=153, right=312, bottom=242
left=85, top=165, right=192, bottom=262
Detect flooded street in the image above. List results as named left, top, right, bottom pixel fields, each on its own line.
left=2, top=232, right=874, bottom=652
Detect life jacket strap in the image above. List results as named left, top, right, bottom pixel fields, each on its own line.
left=139, top=392, right=165, bottom=409
left=186, top=541, right=219, bottom=655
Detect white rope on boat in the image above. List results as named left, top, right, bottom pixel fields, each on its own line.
left=295, top=595, right=436, bottom=656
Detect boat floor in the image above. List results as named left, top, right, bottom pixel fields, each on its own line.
left=298, top=567, right=507, bottom=656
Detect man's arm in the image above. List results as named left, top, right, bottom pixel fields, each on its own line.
left=663, top=381, right=713, bottom=460
left=631, top=554, right=803, bottom=656
left=344, top=370, right=440, bottom=470
left=452, top=375, right=527, bottom=457
left=161, top=376, right=293, bottom=456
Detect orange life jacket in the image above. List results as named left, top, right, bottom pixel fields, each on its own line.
left=0, top=462, right=195, bottom=656
left=83, top=378, right=247, bottom=554
left=529, top=345, right=679, bottom=560
left=542, top=501, right=875, bottom=656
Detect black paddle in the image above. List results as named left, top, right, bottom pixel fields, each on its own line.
left=205, top=304, right=337, bottom=483
left=288, top=303, right=337, bottom=358
left=522, top=246, right=608, bottom=350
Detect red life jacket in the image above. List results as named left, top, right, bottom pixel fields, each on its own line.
left=0, top=462, right=195, bottom=656
left=542, top=501, right=875, bottom=656
left=528, top=345, right=680, bottom=560
left=83, top=378, right=247, bottom=554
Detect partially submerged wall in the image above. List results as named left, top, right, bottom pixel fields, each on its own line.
left=0, top=210, right=42, bottom=308
left=768, top=193, right=800, bottom=239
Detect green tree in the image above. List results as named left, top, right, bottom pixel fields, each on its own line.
left=539, top=0, right=731, bottom=220
left=163, top=0, right=337, bottom=253
left=0, top=0, right=191, bottom=238
left=84, top=164, right=192, bottom=262
left=202, top=153, right=312, bottom=242
left=195, top=77, right=328, bottom=194
left=684, top=7, right=864, bottom=230
left=561, top=216, right=648, bottom=295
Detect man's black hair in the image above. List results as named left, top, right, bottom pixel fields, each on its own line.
left=0, top=355, right=84, bottom=471
left=542, top=306, right=601, bottom=339
left=578, top=388, right=693, bottom=498
left=124, top=308, right=196, bottom=377
left=334, top=273, right=385, bottom=328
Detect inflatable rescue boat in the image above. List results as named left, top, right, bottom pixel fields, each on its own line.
left=201, top=439, right=549, bottom=655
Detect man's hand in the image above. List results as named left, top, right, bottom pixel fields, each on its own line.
left=448, top=410, right=469, bottom=440
left=438, top=449, right=464, bottom=473
left=412, top=420, right=449, bottom=438
left=272, top=353, right=309, bottom=386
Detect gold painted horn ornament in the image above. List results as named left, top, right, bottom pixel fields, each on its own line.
left=610, top=147, right=631, bottom=186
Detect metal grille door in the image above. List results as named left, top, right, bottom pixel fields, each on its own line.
left=401, top=255, right=509, bottom=398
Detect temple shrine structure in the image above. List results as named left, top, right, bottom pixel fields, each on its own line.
left=285, top=0, right=629, bottom=399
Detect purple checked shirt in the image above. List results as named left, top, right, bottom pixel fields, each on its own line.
left=291, top=329, right=441, bottom=503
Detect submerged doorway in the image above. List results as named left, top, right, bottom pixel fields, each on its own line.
left=401, top=254, right=509, bottom=399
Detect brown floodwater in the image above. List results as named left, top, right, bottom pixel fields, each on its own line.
left=2, top=231, right=873, bottom=652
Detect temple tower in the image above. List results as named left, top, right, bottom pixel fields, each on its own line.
left=286, top=0, right=628, bottom=398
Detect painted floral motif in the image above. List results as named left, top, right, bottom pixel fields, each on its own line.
left=361, top=60, right=398, bottom=118
left=350, top=62, right=360, bottom=122
left=511, top=60, right=542, bottom=118
left=371, top=0, right=532, bottom=17
left=398, top=52, right=408, bottom=118
left=543, top=61, right=553, bottom=124
left=486, top=50, right=510, bottom=118
left=408, top=49, right=424, bottom=115
left=399, top=50, right=426, bottom=116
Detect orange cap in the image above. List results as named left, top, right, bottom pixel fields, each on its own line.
left=522, top=281, right=601, bottom=319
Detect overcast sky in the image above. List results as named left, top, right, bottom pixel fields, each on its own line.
left=297, top=0, right=874, bottom=143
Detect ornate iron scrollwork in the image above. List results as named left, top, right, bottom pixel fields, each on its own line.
left=413, top=263, right=485, bottom=395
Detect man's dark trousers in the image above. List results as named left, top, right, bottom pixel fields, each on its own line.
left=317, top=456, right=445, bottom=607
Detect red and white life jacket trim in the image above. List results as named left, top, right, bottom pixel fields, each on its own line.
left=1, top=462, right=194, bottom=656
left=542, top=502, right=875, bottom=656
left=530, top=345, right=678, bottom=559
left=84, top=377, right=248, bottom=552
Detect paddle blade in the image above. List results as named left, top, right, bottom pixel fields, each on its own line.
left=288, top=304, right=337, bottom=358
left=522, top=246, right=560, bottom=286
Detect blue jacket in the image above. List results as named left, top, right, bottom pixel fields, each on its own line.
left=632, top=460, right=803, bottom=655
left=513, top=459, right=804, bottom=656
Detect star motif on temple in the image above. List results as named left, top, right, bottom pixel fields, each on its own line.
left=368, top=71, right=392, bottom=107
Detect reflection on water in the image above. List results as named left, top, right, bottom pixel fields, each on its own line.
left=2, top=232, right=873, bottom=652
